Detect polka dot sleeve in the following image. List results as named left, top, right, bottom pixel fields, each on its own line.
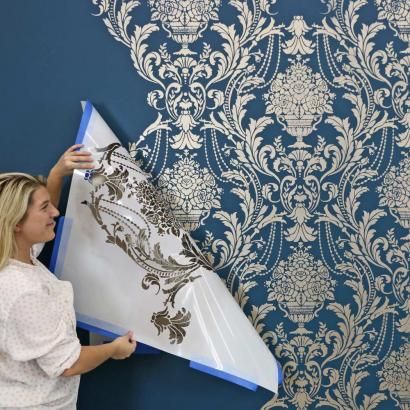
left=5, top=291, right=81, bottom=378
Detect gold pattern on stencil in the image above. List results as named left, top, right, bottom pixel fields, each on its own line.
left=83, top=143, right=212, bottom=344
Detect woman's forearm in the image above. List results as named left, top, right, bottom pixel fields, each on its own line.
left=62, top=332, right=136, bottom=377
left=61, top=344, right=116, bottom=377
left=46, top=170, right=64, bottom=208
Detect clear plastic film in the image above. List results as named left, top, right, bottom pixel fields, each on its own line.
left=55, top=101, right=279, bottom=393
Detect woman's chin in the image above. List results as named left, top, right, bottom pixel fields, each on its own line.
left=45, top=231, right=56, bottom=242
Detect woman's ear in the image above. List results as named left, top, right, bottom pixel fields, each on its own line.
left=14, top=224, right=21, bottom=233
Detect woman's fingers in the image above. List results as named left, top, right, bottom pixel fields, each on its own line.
left=63, top=146, right=94, bottom=169
left=65, top=145, right=93, bottom=161
left=69, top=151, right=92, bottom=157
left=66, top=153, right=94, bottom=163
left=51, top=145, right=96, bottom=177
left=127, top=330, right=136, bottom=343
left=65, top=143, right=84, bottom=153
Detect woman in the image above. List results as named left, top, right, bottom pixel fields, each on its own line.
left=0, top=145, right=137, bottom=409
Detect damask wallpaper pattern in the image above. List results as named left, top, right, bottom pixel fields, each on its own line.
left=89, top=0, right=410, bottom=409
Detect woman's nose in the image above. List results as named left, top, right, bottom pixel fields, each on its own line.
left=51, top=205, right=60, bottom=218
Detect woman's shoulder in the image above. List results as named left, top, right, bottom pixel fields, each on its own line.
left=0, top=262, right=43, bottom=308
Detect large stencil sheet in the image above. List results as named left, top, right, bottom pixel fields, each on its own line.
left=55, top=102, right=279, bottom=393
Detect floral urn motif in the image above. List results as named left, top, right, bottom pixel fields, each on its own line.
left=379, top=341, right=410, bottom=410
left=266, top=243, right=335, bottom=332
left=378, top=156, right=410, bottom=232
left=375, top=0, right=410, bottom=51
left=264, top=56, right=335, bottom=148
left=158, top=151, right=222, bottom=231
left=149, top=0, right=221, bottom=54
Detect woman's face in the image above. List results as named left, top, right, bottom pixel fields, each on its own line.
left=15, top=186, right=60, bottom=245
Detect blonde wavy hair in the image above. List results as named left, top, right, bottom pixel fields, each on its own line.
left=0, top=173, right=46, bottom=270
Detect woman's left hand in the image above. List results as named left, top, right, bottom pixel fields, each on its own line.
left=47, top=144, right=95, bottom=207
left=50, top=144, right=95, bottom=179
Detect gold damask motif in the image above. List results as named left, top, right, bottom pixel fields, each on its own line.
left=91, top=0, right=410, bottom=408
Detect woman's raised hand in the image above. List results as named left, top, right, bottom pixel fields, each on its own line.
left=50, top=144, right=94, bottom=178
left=47, top=144, right=95, bottom=206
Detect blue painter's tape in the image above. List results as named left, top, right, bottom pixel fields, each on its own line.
left=77, top=313, right=127, bottom=336
left=77, top=320, right=119, bottom=340
left=189, top=361, right=258, bottom=391
left=277, top=361, right=283, bottom=385
left=49, top=216, right=65, bottom=274
left=75, top=100, right=93, bottom=145
left=76, top=321, right=160, bottom=355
